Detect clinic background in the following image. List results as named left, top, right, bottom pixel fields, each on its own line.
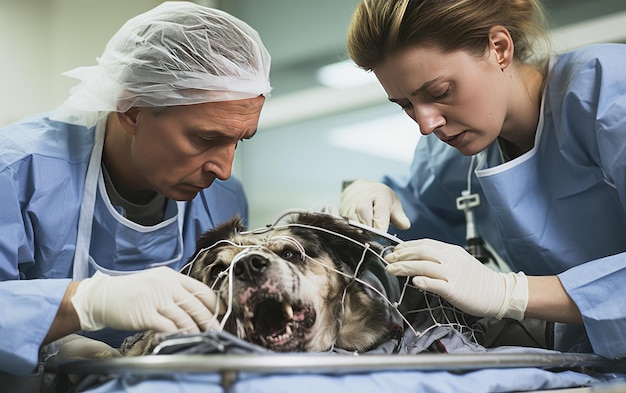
left=2, top=0, right=626, bottom=229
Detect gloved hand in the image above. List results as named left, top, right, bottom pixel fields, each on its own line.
left=384, top=239, right=528, bottom=320
left=71, top=266, right=221, bottom=333
left=48, top=334, right=122, bottom=384
left=339, top=180, right=411, bottom=231
left=54, top=334, right=122, bottom=360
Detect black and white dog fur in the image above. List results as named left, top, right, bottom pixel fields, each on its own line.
left=123, top=212, right=404, bottom=355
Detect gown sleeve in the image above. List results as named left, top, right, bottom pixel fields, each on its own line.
left=554, top=44, right=626, bottom=359
left=0, top=279, right=70, bottom=375
left=0, top=167, right=70, bottom=375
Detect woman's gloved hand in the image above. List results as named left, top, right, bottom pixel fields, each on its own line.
left=385, top=239, right=528, bottom=320
left=71, top=266, right=222, bottom=333
left=339, top=180, right=411, bottom=231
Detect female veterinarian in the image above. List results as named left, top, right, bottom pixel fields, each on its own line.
left=0, top=1, right=271, bottom=378
left=340, top=0, right=626, bottom=359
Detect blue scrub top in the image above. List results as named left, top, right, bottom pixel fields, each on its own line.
left=384, top=44, right=626, bottom=359
left=0, top=114, right=249, bottom=375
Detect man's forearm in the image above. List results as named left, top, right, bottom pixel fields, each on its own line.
left=43, top=281, right=82, bottom=346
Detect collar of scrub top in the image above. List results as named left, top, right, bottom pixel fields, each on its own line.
left=72, top=117, right=186, bottom=280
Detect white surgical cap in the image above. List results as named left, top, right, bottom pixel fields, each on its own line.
left=52, top=1, right=272, bottom=127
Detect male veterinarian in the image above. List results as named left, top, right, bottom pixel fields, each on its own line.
left=0, top=1, right=271, bottom=379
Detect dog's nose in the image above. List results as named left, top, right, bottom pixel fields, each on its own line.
left=234, top=253, right=269, bottom=281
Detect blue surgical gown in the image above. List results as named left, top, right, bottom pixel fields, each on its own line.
left=0, top=114, right=249, bottom=376
left=384, top=44, right=626, bottom=359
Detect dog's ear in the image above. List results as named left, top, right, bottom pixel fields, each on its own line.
left=180, top=217, right=246, bottom=276
left=194, top=216, right=247, bottom=255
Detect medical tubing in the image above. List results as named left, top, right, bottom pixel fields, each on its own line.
left=462, top=155, right=497, bottom=265
left=177, top=210, right=494, bottom=345
left=260, top=215, right=477, bottom=339
left=463, top=155, right=477, bottom=241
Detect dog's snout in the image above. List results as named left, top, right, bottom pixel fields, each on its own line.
left=234, top=253, right=269, bottom=281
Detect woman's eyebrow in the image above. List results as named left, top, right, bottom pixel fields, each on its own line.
left=410, top=76, right=445, bottom=97
left=388, top=76, right=445, bottom=103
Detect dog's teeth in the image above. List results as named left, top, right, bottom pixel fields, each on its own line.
left=285, top=324, right=292, bottom=335
left=284, top=303, right=294, bottom=319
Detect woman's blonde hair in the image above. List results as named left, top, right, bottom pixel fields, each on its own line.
left=347, top=0, right=550, bottom=70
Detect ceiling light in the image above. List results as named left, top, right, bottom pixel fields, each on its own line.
left=316, top=60, right=378, bottom=89
left=326, top=113, right=421, bottom=163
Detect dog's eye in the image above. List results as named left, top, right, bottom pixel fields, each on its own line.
left=281, top=250, right=294, bottom=260
left=208, top=266, right=226, bottom=283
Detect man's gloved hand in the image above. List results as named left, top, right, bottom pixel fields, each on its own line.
left=384, top=239, right=528, bottom=320
left=54, top=334, right=122, bottom=360
left=71, top=266, right=222, bottom=333
left=339, top=180, right=411, bottom=231
left=48, top=334, right=122, bottom=384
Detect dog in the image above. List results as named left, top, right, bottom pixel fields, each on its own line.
left=122, top=211, right=407, bottom=356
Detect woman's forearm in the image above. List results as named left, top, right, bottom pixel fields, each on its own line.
left=524, top=275, right=582, bottom=324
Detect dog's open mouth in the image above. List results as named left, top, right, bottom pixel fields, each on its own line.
left=242, top=293, right=316, bottom=351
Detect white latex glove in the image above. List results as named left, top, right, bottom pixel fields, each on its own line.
left=48, top=334, right=121, bottom=384
left=339, top=180, right=410, bottom=231
left=71, top=266, right=221, bottom=333
left=54, top=334, right=121, bottom=360
left=384, top=239, right=528, bottom=320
